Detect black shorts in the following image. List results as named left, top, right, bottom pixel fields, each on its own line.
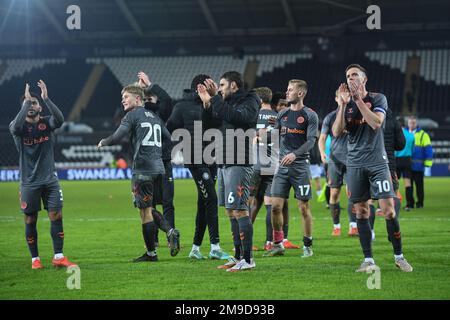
left=20, top=180, right=63, bottom=215
left=152, top=174, right=163, bottom=206
left=396, top=157, right=412, bottom=179
left=131, top=174, right=159, bottom=209
left=249, top=169, right=273, bottom=200
left=152, top=160, right=173, bottom=206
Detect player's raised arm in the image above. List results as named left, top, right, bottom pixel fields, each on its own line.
left=139, top=71, right=173, bottom=122
left=199, top=83, right=222, bottom=130
left=332, top=83, right=349, bottom=137
left=9, top=83, right=32, bottom=135
left=38, top=80, right=64, bottom=129
left=211, top=92, right=259, bottom=127
left=349, top=81, right=385, bottom=130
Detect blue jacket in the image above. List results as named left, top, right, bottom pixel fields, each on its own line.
left=395, top=128, right=415, bottom=158
left=410, top=127, right=433, bottom=172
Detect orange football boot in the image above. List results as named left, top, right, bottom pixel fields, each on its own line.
left=32, top=259, right=43, bottom=269
left=348, top=227, right=359, bottom=236
left=332, top=228, right=341, bottom=236
left=52, top=257, right=77, bottom=268
left=283, top=239, right=300, bottom=249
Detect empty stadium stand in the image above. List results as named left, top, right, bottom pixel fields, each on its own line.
left=0, top=59, right=92, bottom=130
left=0, top=51, right=447, bottom=131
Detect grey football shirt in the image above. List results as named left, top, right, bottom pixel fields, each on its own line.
left=9, top=99, right=64, bottom=186
left=344, top=92, right=389, bottom=168
left=277, top=106, right=318, bottom=167
left=101, top=107, right=170, bottom=175
left=254, top=108, right=278, bottom=171
left=321, top=110, right=347, bottom=164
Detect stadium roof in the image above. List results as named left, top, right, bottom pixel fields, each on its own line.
left=1, top=0, right=449, bottom=46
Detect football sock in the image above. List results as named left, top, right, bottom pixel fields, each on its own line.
left=347, top=200, right=356, bottom=223
left=237, top=216, right=253, bottom=264
left=325, top=186, right=330, bottom=205
left=330, top=202, right=340, bottom=225
left=283, top=223, right=289, bottom=239
left=54, top=253, right=64, bottom=260
left=273, top=230, right=284, bottom=244
left=282, top=201, right=289, bottom=238
left=303, top=236, right=313, bottom=247
left=142, top=221, right=156, bottom=252
left=152, top=208, right=171, bottom=233
left=25, top=221, right=38, bottom=258
left=369, top=204, right=376, bottom=230
left=50, top=219, right=64, bottom=255
left=386, top=216, right=402, bottom=256
left=394, top=197, right=401, bottom=219
left=356, top=218, right=373, bottom=258
left=265, top=205, right=273, bottom=242
left=230, top=218, right=242, bottom=260
left=405, top=186, right=413, bottom=207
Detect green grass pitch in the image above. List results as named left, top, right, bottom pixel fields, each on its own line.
left=1, top=177, right=449, bottom=300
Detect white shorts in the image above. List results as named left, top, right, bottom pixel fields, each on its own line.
left=309, top=164, right=322, bottom=179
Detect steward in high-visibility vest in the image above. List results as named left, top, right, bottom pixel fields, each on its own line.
left=410, top=127, right=433, bottom=172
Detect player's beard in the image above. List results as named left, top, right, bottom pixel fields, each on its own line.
left=27, top=109, right=40, bottom=119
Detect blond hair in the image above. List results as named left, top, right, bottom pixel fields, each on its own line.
left=121, top=84, right=144, bottom=100
left=289, top=79, right=308, bottom=94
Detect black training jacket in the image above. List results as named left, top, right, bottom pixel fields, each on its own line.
left=201, top=89, right=260, bottom=167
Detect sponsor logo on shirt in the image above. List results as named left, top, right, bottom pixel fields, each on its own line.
left=347, top=118, right=366, bottom=126
left=286, top=128, right=305, bottom=134
left=23, top=135, right=50, bottom=146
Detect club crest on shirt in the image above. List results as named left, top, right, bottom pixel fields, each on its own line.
left=348, top=108, right=353, bottom=113
left=38, top=123, right=47, bottom=131
left=297, top=116, right=305, bottom=124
